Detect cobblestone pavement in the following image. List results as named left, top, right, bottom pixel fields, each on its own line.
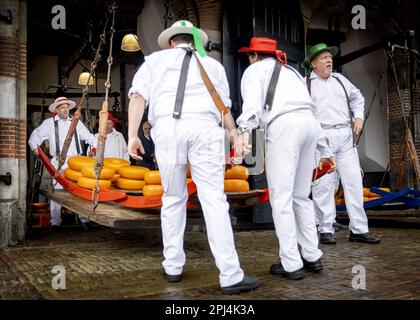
left=0, top=226, right=419, bottom=300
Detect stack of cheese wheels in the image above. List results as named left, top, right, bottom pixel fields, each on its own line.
left=65, top=156, right=95, bottom=182
left=104, top=158, right=130, bottom=185
left=143, top=170, right=163, bottom=196
left=224, top=165, right=250, bottom=192
left=336, top=197, right=345, bottom=206
left=31, top=202, right=51, bottom=227
left=78, top=166, right=115, bottom=190
left=364, top=187, right=390, bottom=202
left=335, top=187, right=391, bottom=205
left=66, top=156, right=116, bottom=190
left=117, top=165, right=149, bottom=190
left=186, top=163, right=193, bottom=184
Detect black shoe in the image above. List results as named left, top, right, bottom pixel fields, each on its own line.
left=333, top=222, right=349, bottom=231
left=162, top=270, right=182, bottom=283
left=81, top=222, right=92, bottom=231
left=269, top=260, right=304, bottom=280
left=221, top=275, right=260, bottom=294
left=302, top=257, right=323, bottom=273
left=49, top=225, right=60, bottom=233
left=349, top=232, right=381, bottom=244
left=320, top=233, right=336, bottom=244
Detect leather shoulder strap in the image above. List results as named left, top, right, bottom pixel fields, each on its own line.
left=306, top=76, right=311, bottom=96
left=264, top=61, right=282, bottom=111
left=54, top=119, right=60, bottom=157
left=332, top=75, right=352, bottom=122
left=193, top=51, right=229, bottom=115
left=173, top=49, right=193, bottom=119
left=74, top=125, right=81, bottom=155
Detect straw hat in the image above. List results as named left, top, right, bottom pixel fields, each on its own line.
left=239, top=37, right=287, bottom=63
left=302, top=43, right=339, bottom=73
left=48, top=97, right=76, bottom=113
left=157, top=20, right=208, bottom=49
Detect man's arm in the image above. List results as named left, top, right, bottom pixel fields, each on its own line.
left=127, top=93, right=146, bottom=160
left=340, top=74, right=365, bottom=134
left=77, top=121, right=96, bottom=147
left=28, top=120, right=49, bottom=156
left=117, top=132, right=130, bottom=162
left=234, top=66, right=263, bottom=161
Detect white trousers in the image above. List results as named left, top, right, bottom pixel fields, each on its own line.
left=312, top=127, right=369, bottom=234
left=42, top=159, right=89, bottom=226
left=313, top=171, right=339, bottom=226
left=151, top=115, right=244, bottom=287
left=265, top=110, right=323, bottom=272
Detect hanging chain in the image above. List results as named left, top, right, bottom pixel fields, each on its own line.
left=55, top=10, right=111, bottom=177
left=355, top=59, right=387, bottom=146
left=388, top=47, right=420, bottom=184
left=389, top=49, right=410, bottom=129
left=163, top=0, right=175, bottom=28
left=84, top=93, right=92, bottom=131
left=92, top=2, right=118, bottom=209
left=112, top=96, right=120, bottom=112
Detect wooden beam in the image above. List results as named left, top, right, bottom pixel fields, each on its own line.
left=42, top=189, right=161, bottom=229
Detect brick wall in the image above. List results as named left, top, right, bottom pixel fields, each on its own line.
left=196, top=0, right=221, bottom=30
left=0, top=35, right=27, bottom=160
left=387, top=0, right=420, bottom=188
left=0, top=118, right=26, bottom=159
left=387, top=51, right=419, bottom=188
left=0, top=37, right=27, bottom=80
left=172, top=0, right=222, bottom=60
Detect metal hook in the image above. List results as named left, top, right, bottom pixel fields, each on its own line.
left=91, top=185, right=100, bottom=210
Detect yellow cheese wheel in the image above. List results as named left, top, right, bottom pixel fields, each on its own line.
left=67, top=156, right=95, bottom=172
left=363, top=187, right=370, bottom=197
left=144, top=170, right=161, bottom=185
left=81, top=166, right=115, bottom=180
left=111, top=174, right=120, bottom=183
left=336, top=198, right=345, bottom=205
left=224, top=179, right=250, bottom=192
left=119, top=166, right=150, bottom=180
left=143, top=184, right=163, bottom=196
left=103, top=158, right=130, bottom=173
left=368, top=187, right=391, bottom=197
left=32, top=202, right=49, bottom=209
left=77, top=176, right=112, bottom=190
left=64, top=168, right=83, bottom=182
left=116, top=177, right=146, bottom=190
left=225, top=165, right=249, bottom=180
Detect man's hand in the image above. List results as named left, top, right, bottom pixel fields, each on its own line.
left=128, top=137, right=145, bottom=160
left=33, top=148, right=39, bottom=156
left=128, top=93, right=146, bottom=160
left=353, top=118, right=363, bottom=135
left=319, top=157, right=336, bottom=173
left=87, top=147, right=96, bottom=157
left=233, top=132, right=251, bottom=164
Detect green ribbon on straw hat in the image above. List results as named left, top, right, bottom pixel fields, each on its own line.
left=192, top=26, right=207, bottom=57
left=179, top=20, right=207, bottom=57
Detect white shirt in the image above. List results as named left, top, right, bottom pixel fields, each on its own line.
left=237, top=58, right=331, bottom=158
left=237, top=57, right=314, bottom=130
left=128, top=43, right=231, bottom=125
left=94, top=129, right=129, bottom=161
left=28, top=115, right=96, bottom=166
left=308, top=71, right=365, bottom=127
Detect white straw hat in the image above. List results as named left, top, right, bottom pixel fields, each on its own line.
left=157, top=20, right=208, bottom=49
left=48, top=97, right=76, bottom=113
